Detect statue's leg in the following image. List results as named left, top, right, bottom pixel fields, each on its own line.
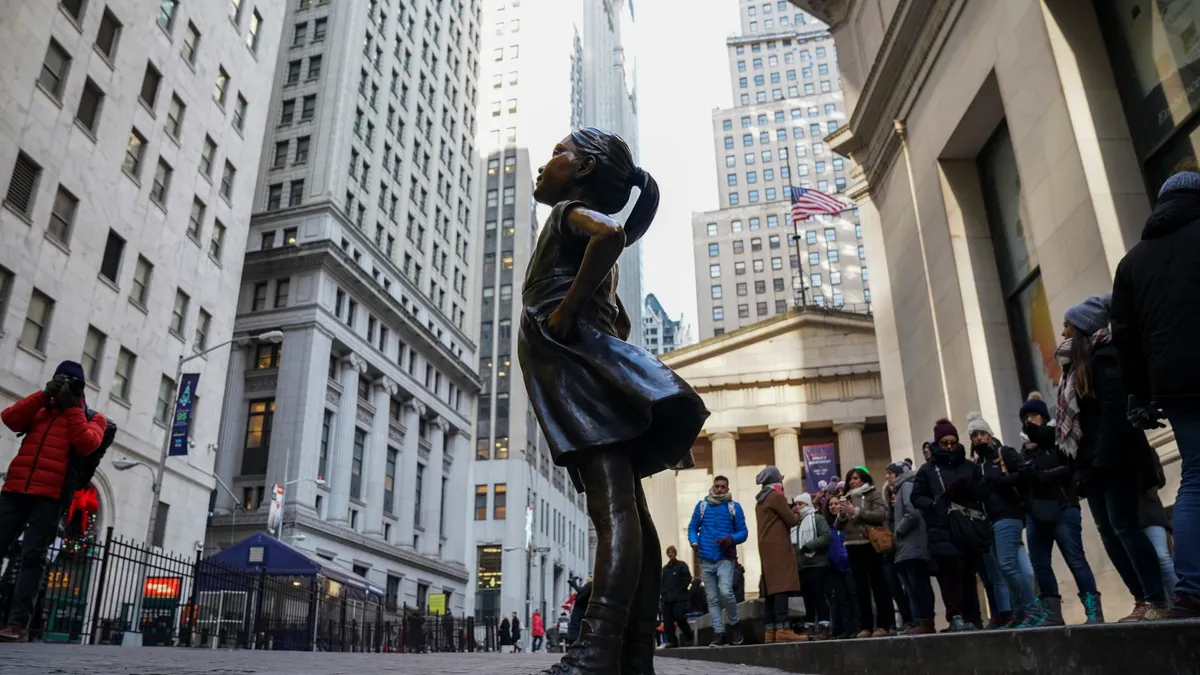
left=620, top=470, right=662, bottom=675
left=537, top=449, right=640, bottom=675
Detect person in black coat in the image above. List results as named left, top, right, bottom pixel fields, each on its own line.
left=687, top=577, right=707, bottom=617
left=499, top=616, right=512, bottom=652
left=1111, top=172, right=1200, bottom=619
left=1060, top=296, right=1168, bottom=621
left=510, top=613, right=522, bottom=652
left=1017, top=392, right=1098, bottom=626
left=659, top=546, right=694, bottom=647
left=912, top=418, right=985, bottom=631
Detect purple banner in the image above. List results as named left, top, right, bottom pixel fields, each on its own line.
left=803, top=443, right=838, bottom=494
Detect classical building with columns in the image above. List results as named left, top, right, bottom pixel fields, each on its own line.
left=647, top=307, right=890, bottom=597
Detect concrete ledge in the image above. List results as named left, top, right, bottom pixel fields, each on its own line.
left=662, top=620, right=1200, bottom=675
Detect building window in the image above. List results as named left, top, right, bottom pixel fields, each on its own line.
left=123, top=129, right=146, bottom=177
left=213, top=67, right=229, bottom=105
left=220, top=162, right=236, bottom=200
left=241, top=399, right=275, bottom=474
left=5, top=153, right=41, bottom=218
left=319, top=410, right=332, bottom=479
left=169, top=289, right=189, bottom=335
left=708, top=242, right=719, bottom=257
left=38, top=40, right=71, bottom=101
left=251, top=282, right=268, bottom=311
left=712, top=306, right=724, bottom=321
left=157, top=0, right=178, bottom=31
left=413, top=463, right=425, bottom=526
left=475, top=485, right=488, bottom=520
left=246, top=10, right=262, bottom=52
left=709, top=264, right=720, bottom=278
left=200, top=137, right=216, bottom=177
left=155, top=376, right=175, bottom=424
left=195, top=309, right=211, bottom=349
left=493, top=484, right=507, bottom=519
left=46, top=185, right=78, bottom=244
left=150, top=159, right=173, bottom=205
left=20, top=289, right=54, bottom=352
left=707, top=222, right=718, bottom=236
left=351, top=429, right=365, bottom=499
left=99, top=229, right=125, bottom=283
left=76, top=79, right=105, bottom=133
left=711, top=284, right=722, bottom=299
left=210, top=221, right=226, bottom=261
left=139, top=63, right=162, bottom=109
left=112, top=347, right=135, bottom=401
left=131, top=256, right=152, bottom=305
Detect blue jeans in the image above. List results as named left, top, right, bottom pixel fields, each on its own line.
left=1026, top=508, right=1098, bottom=597
left=980, top=548, right=1011, bottom=615
left=1164, top=406, right=1200, bottom=597
left=700, top=558, right=739, bottom=633
left=993, top=518, right=1038, bottom=616
left=1144, top=525, right=1179, bottom=599
left=1087, top=484, right=1167, bottom=605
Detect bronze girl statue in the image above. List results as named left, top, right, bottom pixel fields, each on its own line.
left=519, top=128, right=709, bottom=675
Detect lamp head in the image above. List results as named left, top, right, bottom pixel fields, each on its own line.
left=111, top=459, right=142, bottom=471
left=256, top=330, right=285, bottom=344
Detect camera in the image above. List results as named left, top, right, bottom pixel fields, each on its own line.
left=54, top=373, right=85, bottom=396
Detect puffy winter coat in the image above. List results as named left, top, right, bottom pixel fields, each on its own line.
left=2, top=392, right=107, bottom=500
left=687, top=498, right=748, bottom=563
left=890, top=471, right=929, bottom=564
left=834, top=484, right=888, bottom=546
left=911, top=444, right=986, bottom=557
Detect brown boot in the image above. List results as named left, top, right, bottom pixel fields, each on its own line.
left=539, top=602, right=627, bottom=675
left=0, top=625, right=26, bottom=642
left=812, top=625, right=831, bottom=641
left=764, top=628, right=777, bottom=643
left=903, top=619, right=935, bottom=635
left=774, top=628, right=809, bottom=643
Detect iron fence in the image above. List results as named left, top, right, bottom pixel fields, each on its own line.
left=0, top=527, right=499, bottom=652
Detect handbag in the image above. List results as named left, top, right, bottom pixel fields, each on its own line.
left=866, top=524, right=894, bottom=554
left=935, top=466, right=991, bottom=554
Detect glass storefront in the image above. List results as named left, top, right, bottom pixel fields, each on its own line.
left=1098, top=0, right=1200, bottom=189
left=978, top=124, right=1062, bottom=399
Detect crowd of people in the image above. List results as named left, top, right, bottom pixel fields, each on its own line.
left=655, top=174, right=1200, bottom=645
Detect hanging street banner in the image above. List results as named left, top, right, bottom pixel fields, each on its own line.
left=169, top=373, right=201, bottom=456
left=803, top=443, right=839, bottom=494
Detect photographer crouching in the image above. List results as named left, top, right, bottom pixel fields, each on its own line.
left=0, top=361, right=108, bottom=641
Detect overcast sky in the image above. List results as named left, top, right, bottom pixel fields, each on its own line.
left=635, top=0, right=739, bottom=339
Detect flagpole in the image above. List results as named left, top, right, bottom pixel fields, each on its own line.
left=785, top=171, right=809, bottom=308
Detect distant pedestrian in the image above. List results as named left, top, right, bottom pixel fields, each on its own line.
left=660, top=545, right=695, bottom=648
left=499, top=615, right=511, bottom=653
left=1111, top=169, right=1200, bottom=620
left=530, top=609, right=544, bottom=652
left=510, top=612, right=522, bottom=652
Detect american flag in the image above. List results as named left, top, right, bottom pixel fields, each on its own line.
left=789, top=186, right=847, bottom=221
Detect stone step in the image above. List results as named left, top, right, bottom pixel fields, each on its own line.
left=662, top=619, right=1200, bottom=675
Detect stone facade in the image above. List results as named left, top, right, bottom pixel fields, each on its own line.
left=648, top=307, right=889, bottom=597
left=790, top=0, right=1190, bottom=622
left=0, top=0, right=284, bottom=555
left=207, top=0, right=483, bottom=614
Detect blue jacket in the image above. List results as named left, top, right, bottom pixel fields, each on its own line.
left=687, top=499, right=748, bottom=563
left=827, top=525, right=850, bottom=573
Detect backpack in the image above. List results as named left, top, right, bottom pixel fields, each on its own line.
left=698, top=499, right=737, bottom=526
left=60, top=408, right=116, bottom=502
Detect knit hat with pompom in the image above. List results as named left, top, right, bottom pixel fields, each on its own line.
left=1019, top=391, right=1051, bottom=422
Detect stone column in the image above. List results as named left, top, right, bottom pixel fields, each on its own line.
left=329, top=353, right=366, bottom=525
left=645, top=469, right=680, bottom=552
left=421, top=417, right=447, bottom=555
left=397, top=399, right=427, bottom=546
left=833, top=418, right=867, bottom=478
left=213, top=344, right=247, bottom=513
left=708, top=429, right=740, bottom=497
left=442, top=429, right=470, bottom=565
left=770, top=425, right=804, bottom=496
left=365, top=377, right=398, bottom=538
left=264, top=327, right=334, bottom=513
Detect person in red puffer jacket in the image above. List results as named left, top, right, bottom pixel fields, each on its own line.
left=0, top=360, right=106, bottom=641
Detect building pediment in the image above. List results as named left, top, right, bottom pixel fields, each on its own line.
left=662, top=308, right=880, bottom=389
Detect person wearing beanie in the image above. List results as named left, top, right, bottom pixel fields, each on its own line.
left=833, top=466, right=894, bottom=637
left=1112, top=170, right=1200, bottom=620
left=1059, top=296, right=1170, bottom=622
left=911, top=418, right=985, bottom=631
left=754, top=466, right=804, bottom=643
left=966, top=412, right=1040, bottom=628
left=0, top=362, right=108, bottom=641
left=886, top=459, right=934, bottom=634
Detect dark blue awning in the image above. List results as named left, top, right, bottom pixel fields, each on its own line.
left=202, top=533, right=383, bottom=598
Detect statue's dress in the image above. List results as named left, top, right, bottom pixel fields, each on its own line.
left=518, top=201, right=709, bottom=492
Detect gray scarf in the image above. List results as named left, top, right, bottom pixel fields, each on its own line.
left=706, top=488, right=732, bottom=506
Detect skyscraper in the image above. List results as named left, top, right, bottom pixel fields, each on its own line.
left=471, top=0, right=640, bottom=624
left=209, top=0, right=483, bottom=615
left=642, top=293, right=686, bottom=356
left=0, top=0, right=284, bottom=553
left=692, top=0, right=869, bottom=339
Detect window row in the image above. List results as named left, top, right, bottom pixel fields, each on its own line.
left=711, top=299, right=790, bottom=322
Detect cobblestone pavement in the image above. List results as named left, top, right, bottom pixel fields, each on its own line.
left=0, top=644, right=799, bottom=675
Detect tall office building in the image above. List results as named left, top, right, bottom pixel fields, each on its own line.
left=207, top=0, right=483, bottom=615
left=692, top=0, right=869, bottom=339
left=470, top=0, right=639, bottom=623
left=0, top=0, right=284, bottom=554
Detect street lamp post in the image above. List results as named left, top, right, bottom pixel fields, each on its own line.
left=114, top=330, right=282, bottom=645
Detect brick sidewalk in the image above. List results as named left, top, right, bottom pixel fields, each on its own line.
left=0, top=643, right=800, bottom=674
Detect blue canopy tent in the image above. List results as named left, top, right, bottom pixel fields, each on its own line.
left=190, top=534, right=384, bottom=650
